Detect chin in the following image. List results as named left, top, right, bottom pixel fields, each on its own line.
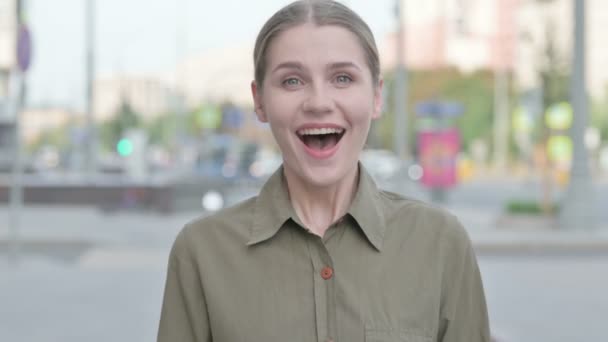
left=291, top=161, right=358, bottom=188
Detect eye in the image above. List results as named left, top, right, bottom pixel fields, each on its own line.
left=282, top=77, right=302, bottom=87
left=335, top=74, right=353, bottom=85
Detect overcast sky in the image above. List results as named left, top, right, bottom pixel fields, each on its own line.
left=25, top=0, right=396, bottom=111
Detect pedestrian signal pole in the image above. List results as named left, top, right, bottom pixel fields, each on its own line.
left=559, top=0, right=595, bottom=230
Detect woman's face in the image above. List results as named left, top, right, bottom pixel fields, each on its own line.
left=252, top=23, right=383, bottom=188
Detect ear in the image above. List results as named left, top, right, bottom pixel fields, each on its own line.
left=251, top=81, right=268, bottom=122
left=371, top=78, right=384, bottom=120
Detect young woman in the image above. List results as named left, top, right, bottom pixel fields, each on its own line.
left=158, top=1, right=490, bottom=341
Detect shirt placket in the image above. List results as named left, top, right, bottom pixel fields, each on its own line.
left=306, top=233, right=338, bottom=342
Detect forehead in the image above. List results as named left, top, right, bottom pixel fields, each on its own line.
left=266, top=23, right=367, bottom=70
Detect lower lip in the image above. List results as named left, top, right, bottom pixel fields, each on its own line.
left=299, top=136, right=342, bottom=160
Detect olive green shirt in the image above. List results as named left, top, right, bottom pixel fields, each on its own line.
left=158, top=165, right=490, bottom=342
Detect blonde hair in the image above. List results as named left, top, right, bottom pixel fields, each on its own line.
left=253, top=0, right=380, bottom=89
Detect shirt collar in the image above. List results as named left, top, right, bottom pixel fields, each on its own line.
left=347, top=163, right=387, bottom=251
left=248, top=166, right=296, bottom=246
left=248, top=163, right=387, bottom=251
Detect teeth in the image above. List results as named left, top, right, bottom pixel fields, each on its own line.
left=298, top=127, right=344, bottom=136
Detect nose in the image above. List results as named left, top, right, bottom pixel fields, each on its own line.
left=302, top=83, right=333, bottom=115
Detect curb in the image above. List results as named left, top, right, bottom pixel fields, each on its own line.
left=0, top=239, right=95, bottom=262
left=471, top=233, right=608, bottom=255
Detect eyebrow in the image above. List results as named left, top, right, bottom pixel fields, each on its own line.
left=327, top=61, right=362, bottom=71
left=271, top=61, right=304, bottom=73
left=271, top=61, right=362, bottom=73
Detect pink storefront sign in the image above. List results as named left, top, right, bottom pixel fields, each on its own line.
left=419, top=128, right=460, bottom=188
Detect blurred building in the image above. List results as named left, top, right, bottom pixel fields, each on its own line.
left=515, top=0, right=608, bottom=98
left=88, top=0, right=608, bottom=119
left=21, top=107, right=73, bottom=144
left=381, top=0, right=518, bottom=72
left=174, top=44, right=254, bottom=109
left=172, top=1, right=522, bottom=108
left=94, top=75, right=172, bottom=122
left=381, top=0, right=608, bottom=98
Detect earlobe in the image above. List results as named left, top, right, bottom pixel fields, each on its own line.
left=251, top=81, right=268, bottom=122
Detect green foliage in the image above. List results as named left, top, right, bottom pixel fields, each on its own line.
left=531, top=18, right=570, bottom=145
left=506, top=199, right=560, bottom=215
left=146, top=113, right=178, bottom=147
left=99, top=101, right=142, bottom=151
left=591, top=89, right=608, bottom=142
left=186, top=109, right=200, bottom=136
left=442, top=70, right=495, bottom=151
left=375, top=68, right=495, bottom=155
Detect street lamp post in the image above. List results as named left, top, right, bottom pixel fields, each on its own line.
left=84, top=0, right=96, bottom=177
left=393, top=0, right=409, bottom=161
left=559, top=0, right=595, bottom=230
left=8, top=0, right=28, bottom=262
left=173, top=0, right=188, bottom=170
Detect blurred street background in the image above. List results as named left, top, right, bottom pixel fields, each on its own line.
left=1, top=0, right=608, bottom=341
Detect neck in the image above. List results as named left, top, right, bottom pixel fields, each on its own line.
left=284, top=164, right=359, bottom=237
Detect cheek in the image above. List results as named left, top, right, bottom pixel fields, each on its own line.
left=266, top=112, right=295, bottom=146
left=263, top=93, right=299, bottom=126
left=346, top=97, right=376, bottom=127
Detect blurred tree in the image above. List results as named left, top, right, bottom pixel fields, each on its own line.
left=591, top=87, right=608, bottom=142
left=373, top=68, right=494, bottom=156
left=139, top=103, right=225, bottom=151
left=186, top=106, right=204, bottom=137
left=526, top=4, right=570, bottom=214
left=147, top=112, right=178, bottom=148
left=535, top=20, right=570, bottom=141
left=443, top=70, right=495, bottom=153
left=99, top=100, right=142, bottom=152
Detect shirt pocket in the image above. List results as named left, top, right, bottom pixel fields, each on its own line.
left=365, top=327, right=432, bottom=342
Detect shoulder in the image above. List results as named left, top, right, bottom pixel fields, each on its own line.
left=171, top=197, right=258, bottom=259
left=377, top=191, right=478, bottom=286
left=377, top=189, right=471, bottom=250
left=188, top=196, right=257, bottom=232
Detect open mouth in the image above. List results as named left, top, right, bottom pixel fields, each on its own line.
left=297, top=127, right=345, bottom=151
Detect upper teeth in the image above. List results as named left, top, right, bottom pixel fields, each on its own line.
left=298, top=128, right=344, bottom=135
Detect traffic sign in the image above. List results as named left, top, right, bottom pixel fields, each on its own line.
left=418, top=128, right=460, bottom=188
left=415, top=101, right=464, bottom=117
left=17, top=24, right=31, bottom=72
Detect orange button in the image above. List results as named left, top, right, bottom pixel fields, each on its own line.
left=321, top=266, right=333, bottom=280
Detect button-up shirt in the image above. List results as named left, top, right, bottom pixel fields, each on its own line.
left=157, top=165, right=490, bottom=342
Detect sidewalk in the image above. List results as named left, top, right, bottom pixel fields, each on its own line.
left=447, top=204, right=608, bottom=255
left=0, top=205, right=193, bottom=264
left=2, top=203, right=608, bottom=258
